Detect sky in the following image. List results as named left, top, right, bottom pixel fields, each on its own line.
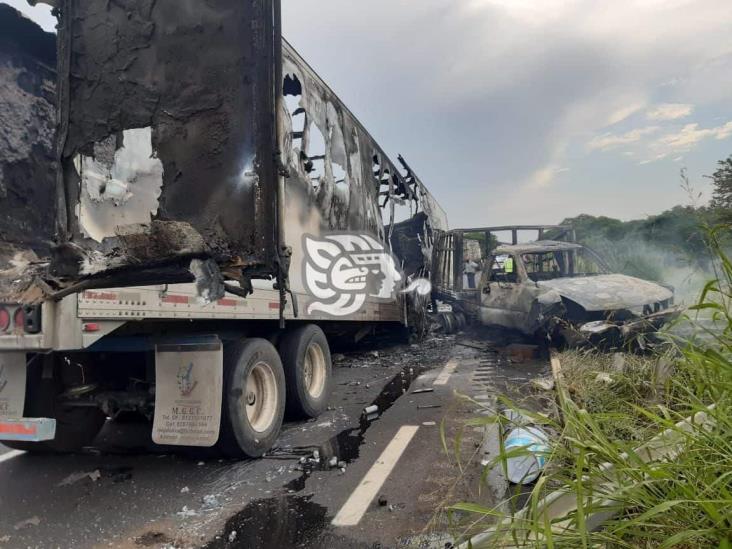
left=6, top=0, right=732, bottom=227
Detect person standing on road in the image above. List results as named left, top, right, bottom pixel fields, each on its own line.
left=464, top=258, right=479, bottom=289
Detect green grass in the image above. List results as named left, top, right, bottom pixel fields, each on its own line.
left=450, top=225, right=732, bottom=548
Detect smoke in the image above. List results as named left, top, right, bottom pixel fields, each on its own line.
left=582, top=235, right=714, bottom=305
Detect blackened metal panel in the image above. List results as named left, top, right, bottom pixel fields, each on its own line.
left=0, top=5, right=57, bottom=270
left=56, top=0, right=278, bottom=280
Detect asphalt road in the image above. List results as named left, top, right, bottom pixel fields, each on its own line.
left=0, top=332, right=548, bottom=549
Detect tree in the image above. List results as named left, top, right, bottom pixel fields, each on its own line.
left=710, top=156, right=732, bottom=220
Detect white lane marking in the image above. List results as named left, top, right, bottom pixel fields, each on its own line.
left=332, top=425, right=419, bottom=527
left=433, top=359, right=458, bottom=386
left=0, top=450, right=24, bottom=464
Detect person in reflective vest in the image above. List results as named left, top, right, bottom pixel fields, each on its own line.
left=504, top=256, right=514, bottom=274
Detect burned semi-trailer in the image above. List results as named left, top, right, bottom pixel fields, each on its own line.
left=0, top=1, right=446, bottom=457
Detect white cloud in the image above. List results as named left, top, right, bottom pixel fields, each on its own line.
left=524, top=165, right=569, bottom=190
left=639, top=153, right=668, bottom=165
left=632, top=119, right=732, bottom=163
left=646, top=103, right=694, bottom=121
left=605, top=101, right=647, bottom=126
left=656, top=121, right=732, bottom=152
left=588, top=126, right=659, bottom=151
left=466, top=0, right=579, bottom=25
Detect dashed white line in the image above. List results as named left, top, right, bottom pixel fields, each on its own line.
left=0, top=450, right=24, bottom=464
left=433, top=359, right=458, bottom=386
left=332, top=425, right=419, bottom=527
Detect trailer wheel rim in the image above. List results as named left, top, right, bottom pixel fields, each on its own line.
left=245, top=361, right=278, bottom=433
left=303, top=342, right=326, bottom=399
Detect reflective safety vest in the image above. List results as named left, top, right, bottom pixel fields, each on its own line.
left=505, top=256, right=514, bottom=274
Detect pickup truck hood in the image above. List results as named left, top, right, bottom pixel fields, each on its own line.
left=538, top=274, right=673, bottom=312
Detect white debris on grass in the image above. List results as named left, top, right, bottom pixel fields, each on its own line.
left=596, top=372, right=613, bottom=384
left=531, top=377, right=555, bottom=391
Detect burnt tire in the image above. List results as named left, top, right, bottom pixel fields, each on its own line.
left=438, top=312, right=455, bottom=334
left=216, top=339, right=286, bottom=459
left=454, top=312, right=467, bottom=331
left=2, top=357, right=106, bottom=454
left=278, top=324, right=332, bottom=419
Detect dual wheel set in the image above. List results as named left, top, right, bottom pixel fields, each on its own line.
left=218, top=324, right=332, bottom=458
left=4, top=324, right=333, bottom=457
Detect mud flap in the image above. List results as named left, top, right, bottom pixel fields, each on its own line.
left=152, top=337, right=223, bottom=447
left=0, top=353, right=27, bottom=420
left=0, top=353, right=56, bottom=442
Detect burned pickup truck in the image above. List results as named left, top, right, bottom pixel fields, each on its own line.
left=433, top=226, right=679, bottom=347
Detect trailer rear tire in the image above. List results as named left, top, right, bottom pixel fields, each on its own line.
left=278, top=324, right=332, bottom=419
left=2, top=357, right=106, bottom=454
left=217, top=339, right=286, bottom=458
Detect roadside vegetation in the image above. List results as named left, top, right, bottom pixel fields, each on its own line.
left=450, top=224, right=732, bottom=548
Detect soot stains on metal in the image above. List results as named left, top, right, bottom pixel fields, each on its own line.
left=0, top=5, right=57, bottom=264
left=55, top=0, right=278, bottom=283
left=280, top=43, right=447, bottom=280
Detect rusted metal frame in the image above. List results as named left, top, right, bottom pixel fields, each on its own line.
left=283, top=42, right=409, bottom=208
left=453, top=225, right=571, bottom=237
left=453, top=231, right=464, bottom=292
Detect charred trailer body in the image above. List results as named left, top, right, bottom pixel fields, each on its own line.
left=54, top=0, right=280, bottom=293
left=0, top=1, right=446, bottom=457
left=0, top=5, right=57, bottom=286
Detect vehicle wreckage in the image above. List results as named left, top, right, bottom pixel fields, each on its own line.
left=432, top=226, right=679, bottom=347
left=0, top=1, right=446, bottom=456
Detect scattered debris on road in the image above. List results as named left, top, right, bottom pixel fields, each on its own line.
left=531, top=376, right=555, bottom=391
left=57, top=470, right=101, bottom=487
left=13, top=516, right=40, bottom=531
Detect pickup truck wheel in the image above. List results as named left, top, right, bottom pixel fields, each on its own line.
left=454, top=312, right=467, bottom=331
left=217, top=339, right=285, bottom=458
left=438, top=312, right=455, bottom=334
left=279, top=324, right=332, bottom=419
left=2, top=359, right=106, bottom=454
